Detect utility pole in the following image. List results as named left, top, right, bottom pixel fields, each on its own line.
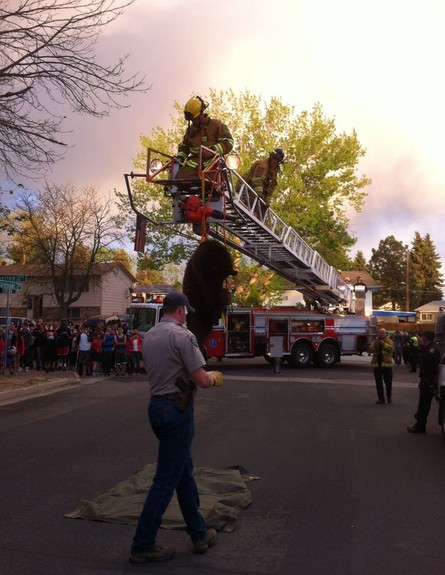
left=405, top=249, right=410, bottom=311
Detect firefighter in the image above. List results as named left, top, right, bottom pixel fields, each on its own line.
left=241, top=148, right=285, bottom=206
left=175, top=96, right=234, bottom=181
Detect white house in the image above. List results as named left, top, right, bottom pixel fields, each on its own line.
left=0, top=263, right=136, bottom=321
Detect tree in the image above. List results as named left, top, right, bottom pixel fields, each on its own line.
left=369, top=236, right=408, bottom=310
left=0, top=0, right=146, bottom=179
left=410, top=232, right=443, bottom=307
left=230, top=253, right=290, bottom=307
left=115, top=89, right=370, bottom=274
left=351, top=250, right=369, bottom=271
left=5, top=183, right=125, bottom=317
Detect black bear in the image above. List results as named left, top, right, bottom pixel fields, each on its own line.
left=183, top=239, right=237, bottom=353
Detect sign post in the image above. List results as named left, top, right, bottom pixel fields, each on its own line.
left=0, top=276, right=27, bottom=339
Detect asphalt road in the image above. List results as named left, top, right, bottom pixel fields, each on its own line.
left=1, top=357, right=444, bottom=575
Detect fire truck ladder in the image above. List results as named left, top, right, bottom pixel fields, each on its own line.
left=207, top=171, right=352, bottom=306
left=124, top=148, right=352, bottom=307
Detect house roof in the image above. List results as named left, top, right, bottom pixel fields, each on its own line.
left=338, top=270, right=380, bottom=290
left=415, top=300, right=445, bottom=312
left=0, top=262, right=136, bottom=282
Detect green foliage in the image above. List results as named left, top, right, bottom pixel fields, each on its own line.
left=351, top=250, right=369, bottom=271
left=369, top=236, right=408, bottom=310
left=96, top=247, right=135, bottom=274
left=410, top=232, right=443, bottom=307
left=231, top=252, right=290, bottom=307
left=116, top=89, right=370, bottom=291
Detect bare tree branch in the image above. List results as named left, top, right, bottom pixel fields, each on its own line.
left=5, top=182, right=126, bottom=316
left=0, top=0, right=148, bottom=179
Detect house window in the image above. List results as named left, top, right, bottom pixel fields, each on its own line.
left=420, top=313, right=433, bottom=321
left=67, top=308, right=81, bottom=319
left=55, top=277, right=89, bottom=293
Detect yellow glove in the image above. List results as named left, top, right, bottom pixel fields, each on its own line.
left=208, top=370, right=223, bottom=387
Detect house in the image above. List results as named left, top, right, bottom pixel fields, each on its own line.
left=415, top=300, right=445, bottom=327
left=0, top=263, right=136, bottom=322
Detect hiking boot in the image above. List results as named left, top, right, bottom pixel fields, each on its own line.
left=193, top=528, right=217, bottom=554
left=129, top=545, right=175, bottom=564
left=407, top=425, right=426, bottom=434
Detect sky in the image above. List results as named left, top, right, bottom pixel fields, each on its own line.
left=10, top=0, right=445, bottom=276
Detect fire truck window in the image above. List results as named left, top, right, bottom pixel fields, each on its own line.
left=269, top=320, right=288, bottom=334
left=290, top=319, right=324, bottom=333
left=229, top=314, right=250, bottom=332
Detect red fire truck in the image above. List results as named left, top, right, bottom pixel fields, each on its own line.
left=129, top=303, right=377, bottom=368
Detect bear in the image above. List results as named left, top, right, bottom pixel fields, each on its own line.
left=182, top=239, right=238, bottom=354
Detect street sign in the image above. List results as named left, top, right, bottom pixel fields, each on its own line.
left=0, top=280, right=23, bottom=291
left=0, top=274, right=27, bottom=282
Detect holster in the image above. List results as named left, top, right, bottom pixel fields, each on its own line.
left=174, top=378, right=197, bottom=411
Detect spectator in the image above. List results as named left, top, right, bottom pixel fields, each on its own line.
left=20, top=321, right=33, bottom=372
left=77, top=326, right=92, bottom=376
left=114, top=326, right=127, bottom=376
left=56, top=319, right=72, bottom=371
left=90, top=331, right=103, bottom=377
left=0, top=328, right=5, bottom=375
left=369, top=327, right=394, bottom=404
left=102, top=326, right=115, bottom=376
left=33, top=323, right=46, bottom=371
left=69, top=326, right=80, bottom=370
left=391, top=329, right=404, bottom=367
left=44, top=324, right=57, bottom=372
left=129, top=330, right=143, bottom=376
left=408, top=332, right=419, bottom=373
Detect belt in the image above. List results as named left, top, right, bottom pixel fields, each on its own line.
left=151, top=393, right=178, bottom=401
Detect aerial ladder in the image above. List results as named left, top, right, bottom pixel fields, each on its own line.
left=124, top=148, right=354, bottom=308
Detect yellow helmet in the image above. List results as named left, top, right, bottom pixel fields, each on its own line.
left=184, top=96, right=207, bottom=120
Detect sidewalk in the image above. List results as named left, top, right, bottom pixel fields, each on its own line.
left=0, top=369, right=83, bottom=406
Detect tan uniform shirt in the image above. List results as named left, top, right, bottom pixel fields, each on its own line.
left=142, top=317, right=205, bottom=396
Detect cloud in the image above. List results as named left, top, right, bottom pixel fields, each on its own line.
left=15, top=0, right=445, bottom=276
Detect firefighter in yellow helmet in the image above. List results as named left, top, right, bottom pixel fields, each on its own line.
left=242, top=148, right=285, bottom=206
left=175, top=96, right=234, bottom=181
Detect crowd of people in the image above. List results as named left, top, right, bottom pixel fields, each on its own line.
left=0, top=318, right=144, bottom=377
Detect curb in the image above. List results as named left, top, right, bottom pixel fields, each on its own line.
left=0, top=373, right=81, bottom=406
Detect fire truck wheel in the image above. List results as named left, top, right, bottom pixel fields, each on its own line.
left=289, top=342, right=313, bottom=368
left=317, top=343, right=338, bottom=368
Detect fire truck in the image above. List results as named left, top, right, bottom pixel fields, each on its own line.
left=129, top=302, right=377, bottom=368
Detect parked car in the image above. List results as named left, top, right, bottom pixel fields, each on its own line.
left=0, top=316, right=27, bottom=329
left=84, top=315, right=120, bottom=330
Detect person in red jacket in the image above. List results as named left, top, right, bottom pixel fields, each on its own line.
left=128, top=330, right=143, bottom=376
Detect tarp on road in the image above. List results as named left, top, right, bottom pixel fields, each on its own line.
left=66, top=464, right=259, bottom=533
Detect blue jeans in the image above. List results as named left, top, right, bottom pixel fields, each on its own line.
left=132, top=396, right=206, bottom=552
left=131, top=351, right=141, bottom=374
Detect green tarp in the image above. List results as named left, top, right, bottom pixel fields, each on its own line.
left=66, top=465, right=259, bottom=533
